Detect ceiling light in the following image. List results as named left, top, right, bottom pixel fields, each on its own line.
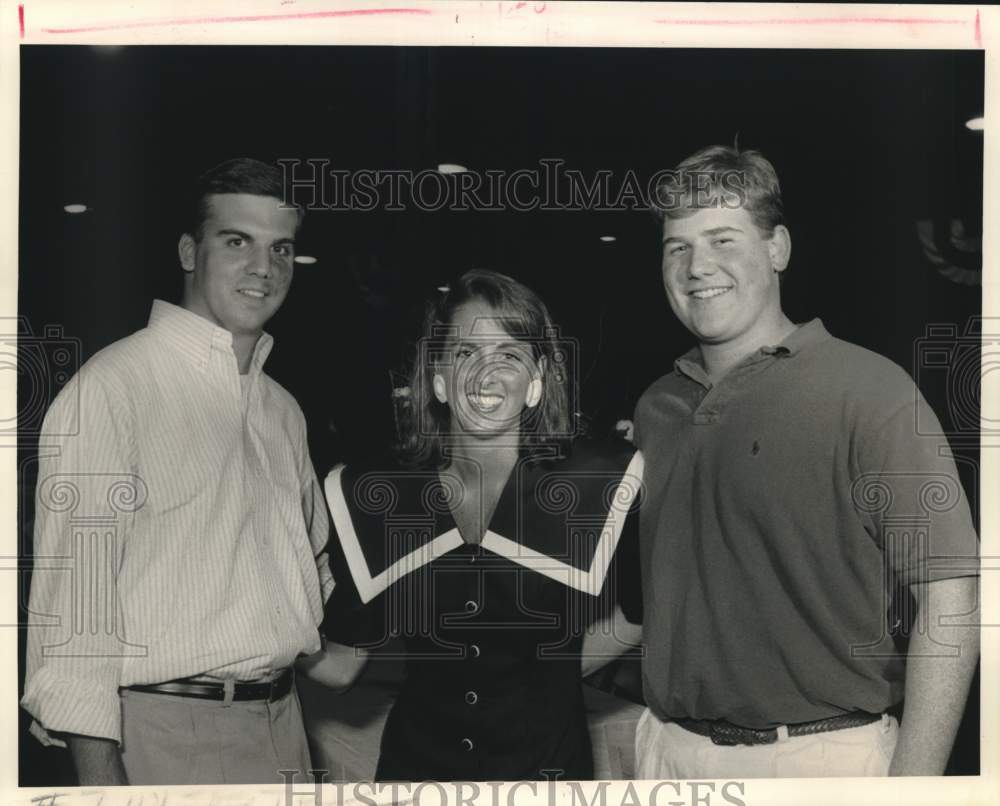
left=437, top=164, right=468, bottom=174
left=63, top=204, right=88, bottom=214
left=294, top=255, right=317, bottom=264
left=599, top=235, right=616, bottom=243
left=965, top=117, right=984, bottom=131
left=437, top=285, right=451, bottom=293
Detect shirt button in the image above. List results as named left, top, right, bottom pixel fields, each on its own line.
left=465, top=600, right=478, bottom=613
left=469, top=644, right=481, bottom=658
left=461, top=738, right=474, bottom=751
left=465, top=690, right=478, bottom=705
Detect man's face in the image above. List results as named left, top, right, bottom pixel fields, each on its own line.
left=179, top=193, right=298, bottom=338
left=434, top=299, right=542, bottom=439
left=661, top=205, right=790, bottom=347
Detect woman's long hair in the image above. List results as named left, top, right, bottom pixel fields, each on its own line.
left=399, top=269, right=573, bottom=468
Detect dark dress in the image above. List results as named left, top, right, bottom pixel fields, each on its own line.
left=320, top=441, right=642, bottom=782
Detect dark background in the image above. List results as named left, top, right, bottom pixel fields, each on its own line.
left=17, top=46, right=983, bottom=783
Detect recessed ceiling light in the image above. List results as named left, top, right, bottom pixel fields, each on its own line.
left=965, top=117, right=984, bottom=131
left=599, top=235, right=616, bottom=243
left=63, top=204, right=88, bottom=214
left=437, top=164, right=468, bottom=174
left=294, top=255, right=317, bottom=265
left=437, top=285, right=451, bottom=293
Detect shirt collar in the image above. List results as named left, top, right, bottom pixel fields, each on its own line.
left=147, top=300, right=274, bottom=375
left=772, top=317, right=829, bottom=354
left=673, top=318, right=829, bottom=384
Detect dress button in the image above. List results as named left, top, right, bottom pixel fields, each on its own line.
left=465, top=600, right=478, bottom=613
left=469, top=644, right=481, bottom=658
left=465, top=690, right=478, bottom=705
left=461, top=737, right=474, bottom=751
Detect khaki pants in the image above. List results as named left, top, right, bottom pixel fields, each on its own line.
left=635, top=707, right=899, bottom=779
left=119, top=685, right=312, bottom=785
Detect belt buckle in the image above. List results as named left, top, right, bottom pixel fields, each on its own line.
left=708, top=724, right=741, bottom=746
left=751, top=728, right=779, bottom=746
left=266, top=670, right=288, bottom=701
left=708, top=722, right=777, bottom=746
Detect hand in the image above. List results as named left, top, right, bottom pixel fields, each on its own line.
left=29, top=720, right=67, bottom=749
left=67, top=734, right=128, bottom=786
left=614, top=420, right=635, bottom=444
left=888, top=576, right=979, bottom=775
left=582, top=604, right=642, bottom=677
left=296, top=637, right=368, bottom=692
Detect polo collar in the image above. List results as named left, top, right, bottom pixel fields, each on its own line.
left=673, top=318, right=829, bottom=385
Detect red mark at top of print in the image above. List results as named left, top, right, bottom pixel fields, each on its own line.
left=498, top=1, right=546, bottom=16
left=654, top=12, right=980, bottom=47
left=654, top=15, right=966, bottom=27
left=40, top=6, right=432, bottom=35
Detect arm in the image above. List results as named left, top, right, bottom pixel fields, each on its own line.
left=296, top=636, right=369, bottom=692
left=295, top=407, right=334, bottom=605
left=582, top=448, right=644, bottom=678
left=582, top=604, right=642, bottom=678
left=888, top=575, right=979, bottom=776
left=313, top=464, right=393, bottom=674
left=21, top=367, right=135, bottom=754
left=303, top=473, right=334, bottom=604
left=67, top=735, right=129, bottom=786
left=851, top=382, right=980, bottom=775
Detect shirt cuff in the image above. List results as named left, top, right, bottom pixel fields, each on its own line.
left=21, top=669, right=123, bottom=744
left=29, top=719, right=68, bottom=748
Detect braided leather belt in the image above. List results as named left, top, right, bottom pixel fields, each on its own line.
left=673, top=711, right=882, bottom=746
left=127, top=668, right=293, bottom=703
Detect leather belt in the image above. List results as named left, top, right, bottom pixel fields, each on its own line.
left=673, top=711, right=882, bottom=746
left=127, top=669, right=293, bottom=703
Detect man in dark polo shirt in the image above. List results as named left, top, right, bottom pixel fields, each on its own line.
left=632, top=145, right=979, bottom=778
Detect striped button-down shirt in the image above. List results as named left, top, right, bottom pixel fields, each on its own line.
left=22, top=301, right=333, bottom=743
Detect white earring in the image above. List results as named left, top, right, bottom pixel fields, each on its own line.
left=526, top=378, right=542, bottom=408
left=432, top=374, right=448, bottom=404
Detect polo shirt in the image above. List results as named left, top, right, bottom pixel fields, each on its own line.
left=633, top=319, right=978, bottom=729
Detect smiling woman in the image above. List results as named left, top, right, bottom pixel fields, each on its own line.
left=408, top=269, right=571, bottom=464
left=433, top=299, right=543, bottom=439
left=297, top=269, right=644, bottom=782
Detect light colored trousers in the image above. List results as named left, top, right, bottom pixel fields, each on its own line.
left=635, top=707, right=899, bottom=779
left=119, top=685, right=312, bottom=785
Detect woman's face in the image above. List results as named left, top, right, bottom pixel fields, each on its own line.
left=434, top=299, right=542, bottom=439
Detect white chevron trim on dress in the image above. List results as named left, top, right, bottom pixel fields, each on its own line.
left=325, top=465, right=464, bottom=603
left=481, top=450, right=644, bottom=595
left=324, top=451, right=644, bottom=601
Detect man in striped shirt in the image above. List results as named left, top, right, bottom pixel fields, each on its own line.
left=22, top=159, right=333, bottom=785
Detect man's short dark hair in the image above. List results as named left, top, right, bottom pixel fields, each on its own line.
left=185, top=158, right=304, bottom=241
